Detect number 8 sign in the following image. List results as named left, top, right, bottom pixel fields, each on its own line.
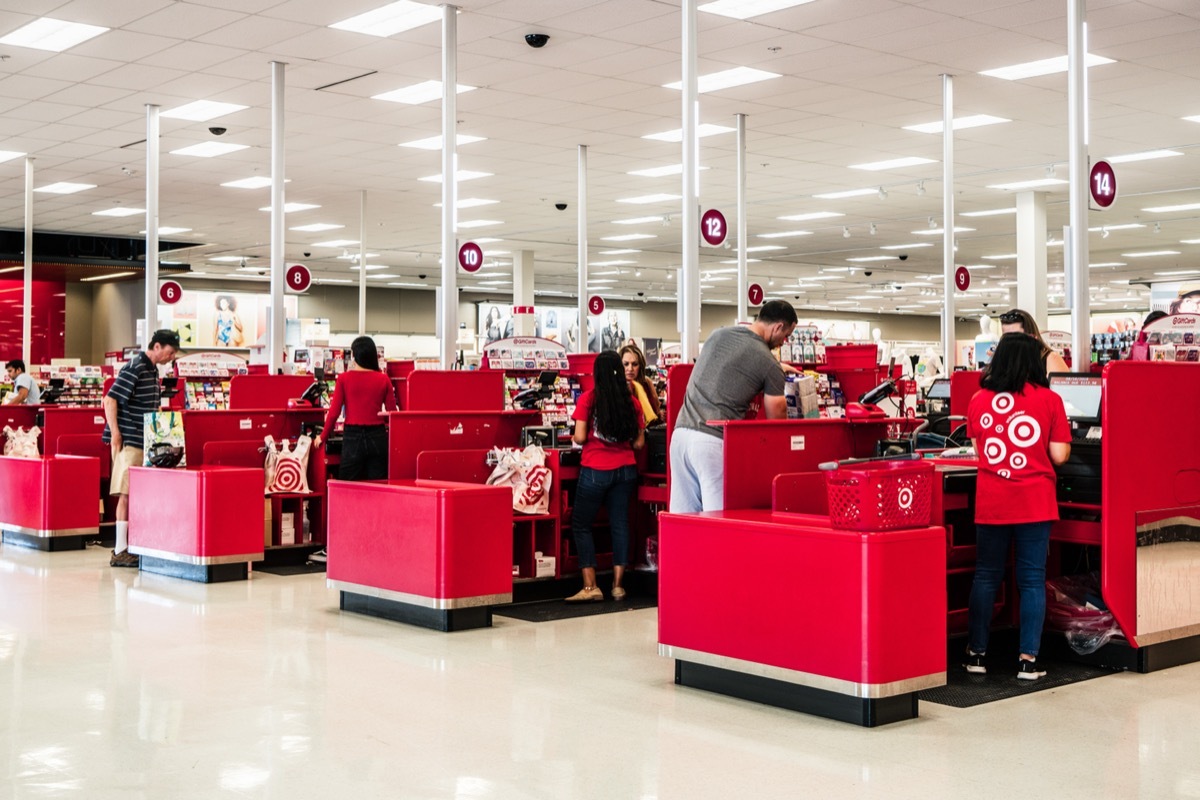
left=285, top=264, right=311, bottom=293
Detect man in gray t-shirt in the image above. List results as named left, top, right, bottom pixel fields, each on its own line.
left=670, top=300, right=797, bottom=513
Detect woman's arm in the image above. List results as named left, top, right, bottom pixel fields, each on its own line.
left=572, top=419, right=588, bottom=446
left=632, top=429, right=645, bottom=450
left=1049, top=441, right=1071, bottom=466
left=1046, top=350, right=1068, bottom=374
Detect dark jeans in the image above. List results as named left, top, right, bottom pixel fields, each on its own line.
left=571, top=464, right=638, bottom=570
left=968, top=521, right=1053, bottom=657
left=339, top=425, right=388, bottom=481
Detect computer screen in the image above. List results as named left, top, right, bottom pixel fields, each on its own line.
left=1048, top=373, right=1102, bottom=422
left=925, top=379, right=950, bottom=400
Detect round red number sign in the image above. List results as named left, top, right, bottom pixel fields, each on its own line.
left=747, top=283, right=764, bottom=306
left=159, top=280, right=182, bottom=305
left=1090, top=160, right=1117, bottom=209
left=954, top=266, right=971, bottom=292
left=458, top=242, right=483, bottom=273
left=701, top=209, right=727, bottom=247
left=285, top=264, right=311, bottom=293
left=588, top=295, right=605, bottom=316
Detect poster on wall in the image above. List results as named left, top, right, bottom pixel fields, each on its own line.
left=159, top=290, right=297, bottom=350
left=477, top=304, right=632, bottom=353
left=1149, top=281, right=1200, bottom=316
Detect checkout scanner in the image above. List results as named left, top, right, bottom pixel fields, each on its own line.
left=1049, top=372, right=1103, bottom=504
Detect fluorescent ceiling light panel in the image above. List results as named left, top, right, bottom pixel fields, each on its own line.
left=880, top=242, right=932, bottom=250
left=987, top=178, right=1068, bottom=190
left=1091, top=262, right=1126, bottom=268
left=329, top=1, right=442, bottom=37
left=433, top=198, right=498, bottom=209
left=642, top=124, right=735, bottom=142
left=141, top=227, right=191, bottom=235
left=209, top=256, right=247, bottom=262
left=613, top=216, right=662, bottom=225
left=628, top=164, right=708, bottom=178
left=1105, top=149, right=1183, bottom=164
left=846, top=256, right=897, bottom=262
left=290, top=223, right=344, bottom=232
left=849, top=156, right=937, bottom=171
left=618, top=193, right=681, bottom=205
left=337, top=252, right=379, bottom=260
left=1143, top=202, right=1200, bottom=213
left=0, top=150, right=25, bottom=163
left=745, top=245, right=785, bottom=252
left=222, top=177, right=287, bottom=189
left=911, top=226, right=975, bottom=235
left=80, top=272, right=135, bottom=282
left=1155, top=270, right=1200, bottom=276
left=312, top=239, right=361, bottom=247
left=600, top=249, right=641, bottom=255
left=34, top=182, right=94, bottom=194
left=372, top=81, right=475, bottom=104
left=903, top=114, right=1010, bottom=134
left=1087, top=223, right=1144, bottom=232
left=778, top=211, right=843, bottom=221
left=388, top=282, right=430, bottom=288
left=170, top=142, right=249, bottom=158
left=161, top=100, right=247, bottom=122
left=664, top=66, right=781, bottom=93
left=698, top=0, right=816, bottom=18
left=1124, top=250, right=1181, bottom=257
left=350, top=264, right=390, bottom=271
left=418, top=170, right=491, bottom=183
left=812, top=188, right=877, bottom=199
left=92, top=207, right=145, bottom=217
left=719, top=259, right=761, bottom=264
left=259, top=203, right=320, bottom=213
left=980, top=53, right=1116, bottom=81
left=0, top=17, right=107, bottom=52
left=399, top=133, right=485, bottom=149
left=589, top=263, right=634, bottom=269
left=981, top=253, right=1018, bottom=260
left=757, top=230, right=812, bottom=239
left=457, top=219, right=502, bottom=229
left=318, top=279, right=353, bottom=284
left=601, top=234, right=657, bottom=242
left=961, top=207, right=1016, bottom=217
left=472, top=238, right=502, bottom=244
left=366, top=274, right=400, bottom=279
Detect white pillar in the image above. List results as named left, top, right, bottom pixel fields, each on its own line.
left=513, top=250, right=536, bottom=337
left=269, top=61, right=286, bottom=374
left=940, top=74, right=955, bottom=370
left=22, top=157, right=33, bottom=365
left=1067, top=0, right=1091, bottom=367
left=680, top=0, right=700, bottom=362
left=358, top=190, right=367, bottom=336
left=577, top=145, right=588, bottom=354
left=1016, top=191, right=1048, bottom=322
left=144, top=104, right=160, bottom=345
left=439, top=4, right=459, bottom=369
left=735, top=113, right=748, bottom=323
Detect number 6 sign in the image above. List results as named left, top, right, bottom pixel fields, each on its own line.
left=701, top=209, right=727, bottom=247
left=285, top=264, right=311, bottom=293
left=159, top=280, right=183, bottom=305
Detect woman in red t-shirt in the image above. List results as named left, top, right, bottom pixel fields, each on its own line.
left=565, top=350, right=645, bottom=603
left=315, top=336, right=397, bottom=480
left=965, top=333, right=1071, bottom=681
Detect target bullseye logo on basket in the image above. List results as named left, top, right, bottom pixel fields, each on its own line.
left=897, top=486, right=914, bottom=510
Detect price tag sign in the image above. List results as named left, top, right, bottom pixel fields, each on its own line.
left=458, top=242, right=483, bottom=273
left=285, top=264, right=311, bottom=293
left=954, top=266, right=971, bottom=292
left=747, top=283, right=764, bottom=306
left=701, top=208, right=727, bottom=247
left=1090, top=159, right=1117, bottom=209
left=159, top=280, right=183, bottom=305
left=588, top=295, right=605, bottom=316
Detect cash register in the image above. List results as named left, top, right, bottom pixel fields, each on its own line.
left=1048, top=372, right=1103, bottom=504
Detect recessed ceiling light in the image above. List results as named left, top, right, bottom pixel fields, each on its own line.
left=350, top=264, right=390, bottom=271
left=258, top=203, right=320, bottom=213
left=418, top=170, right=492, bottom=183
left=372, top=81, right=475, bottom=104
left=457, top=219, right=502, bottom=229
left=290, top=223, right=344, bottom=232
left=777, top=211, right=843, bottom=221
left=718, top=259, right=761, bottom=264
left=92, top=207, right=145, bottom=217
left=846, top=256, right=897, bottom=262
left=600, top=249, right=641, bottom=255
left=312, top=239, right=361, bottom=247
left=1126, top=251, right=1181, bottom=258
left=80, top=272, right=135, bottom=282
left=1087, top=223, right=1144, bottom=232
left=987, top=178, right=1068, bottom=190
left=664, top=66, right=781, bottom=93
left=222, top=177, right=288, bottom=189
left=849, top=156, right=937, bottom=171
left=961, top=207, right=1016, bottom=217
left=698, top=0, right=816, bottom=19
left=1091, top=262, right=1126, bottom=268
left=0, top=150, right=26, bottom=164
left=337, top=252, right=379, bottom=260
left=746, top=245, right=785, bottom=252
left=590, top=262, right=635, bottom=269
left=399, top=133, right=486, bottom=149
left=911, top=226, right=975, bottom=235
left=388, top=282, right=432, bottom=288
left=141, top=227, right=191, bottom=235
left=1143, top=202, right=1200, bottom=213
left=617, top=193, right=681, bottom=205
left=628, top=164, right=710, bottom=178
left=1181, top=239, right=1200, bottom=244
left=1105, top=149, right=1183, bottom=164
left=903, top=114, right=1011, bottom=134
left=170, top=142, right=249, bottom=158
left=34, top=182, right=94, bottom=195
left=757, top=230, right=812, bottom=239
left=981, top=253, right=1018, bottom=260
left=811, top=188, right=877, bottom=199
left=366, top=273, right=400, bottom=279
left=209, top=256, right=248, bottom=262
left=318, top=278, right=354, bottom=284
left=612, top=216, right=662, bottom=225
left=880, top=243, right=932, bottom=250
left=161, top=100, right=248, bottom=122
left=433, top=198, right=499, bottom=209
left=0, top=17, right=107, bottom=52
left=642, top=124, right=735, bottom=142
left=329, top=1, right=442, bottom=36
left=587, top=278, right=618, bottom=284
left=601, top=234, right=657, bottom=242
left=980, top=53, right=1116, bottom=81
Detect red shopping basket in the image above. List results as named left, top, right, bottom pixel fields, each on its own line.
left=825, top=459, right=933, bottom=531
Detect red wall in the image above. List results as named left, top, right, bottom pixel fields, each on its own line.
left=0, top=279, right=66, bottom=364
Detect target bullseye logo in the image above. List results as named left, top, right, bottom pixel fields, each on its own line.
left=272, top=458, right=304, bottom=492
left=897, top=486, right=914, bottom=510
left=992, top=393, right=1014, bottom=414
left=1010, top=452, right=1028, bottom=470
left=1007, top=414, right=1041, bottom=448
left=998, top=469, right=1011, bottom=478
left=983, top=437, right=1007, bottom=465
left=980, top=413, right=993, bottom=429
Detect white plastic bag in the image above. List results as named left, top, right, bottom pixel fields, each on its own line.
left=264, top=434, right=312, bottom=494
left=486, top=445, right=552, bottom=515
left=3, top=425, right=40, bottom=458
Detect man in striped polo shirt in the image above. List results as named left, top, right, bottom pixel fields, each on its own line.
left=102, top=329, right=180, bottom=567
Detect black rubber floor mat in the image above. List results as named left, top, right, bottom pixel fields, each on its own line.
left=493, top=595, right=656, bottom=622
left=253, top=562, right=326, bottom=576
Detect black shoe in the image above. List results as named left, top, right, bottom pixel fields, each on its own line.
left=963, top=650, right=986, bottom=674
left=110, top=549, right=139, bottom=568
left=1017, top=658, right=1047, bottom=681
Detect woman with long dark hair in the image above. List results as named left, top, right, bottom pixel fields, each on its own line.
left=964, top=333, right=1071, bottom=680
left=619, top=343, right=662, bottom=424
left=998, top=309, right=1068, bottom=373
left=315, top=336, right=397, bottom=480
left=566, top=350, right=645, bottom=602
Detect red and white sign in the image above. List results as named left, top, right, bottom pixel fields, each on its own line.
left=512, top=305, right=534, bottom=314
left=954, top=266, right=971, bottom=292
left=285, top=264, right=311, bottom=293
left=159, top=280, right=183, bottom=305
left=1090, top=160, right=1117, bottom=209
left=747, top=283, right=764, bottom=306
left=700, top=208, right=727, bottom=247
left=588, top=295, right=605, bottom=316
left=458, top=242, right=483, bottom=273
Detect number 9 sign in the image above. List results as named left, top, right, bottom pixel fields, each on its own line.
left=458, top=242, right=483, bottom=273
left=285, top=264, right=311, bottom=293
left=701, top=209, right=727, bottom=247
left=159, top=280, right=183, bottom=305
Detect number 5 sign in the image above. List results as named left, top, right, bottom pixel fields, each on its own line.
left=285, top=264, right=311, bottom=293
left=701, top=209, right=727, bottom=247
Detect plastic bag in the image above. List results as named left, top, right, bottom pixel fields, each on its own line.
left=1045, top=572, right=1124, bottom=655
left=263, top=434, right=312, bottom=494
left=486, top=445, right=552, bottom=515
left=2, top=425, right=40, bottom=458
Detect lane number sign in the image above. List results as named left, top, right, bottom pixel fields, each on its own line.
left=159, top=280, right=183, bottom=305
left=285, top=264, right=311, bottom=293
left=747, top=283, right=764, bottom=306
left=955, top=266, right=971, bottom=292
left=458, top=242, right=483, bottom=273
left=588, top=295, right=605, bottom=316
left=1090, top=160, right=1117, bottom=209
left=701, top=208, right=727, bottom=247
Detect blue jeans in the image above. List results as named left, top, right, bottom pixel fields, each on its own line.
left=968, top=521, right=1052, bottom=657
left=668, top=427, right=725, bottom=513
left=572, top=464, right=638, bottom=569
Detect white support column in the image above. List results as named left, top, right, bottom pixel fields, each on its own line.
left=940, top=74, right=955, bottom=370
left=577, top=145, right=588, bottom=354
left=1067, top=0, right=1091, bottom=366
left=735, top=113, right=748, bottom=323
left=358, top=190, right=367, bottom=336
left=1016, top=191, right=1048, bottom=322
left=144, top=104, right=160, bottom=345
left=680, top=0, right=700, bottom=362
left=22, top=157, right=33, bottom=365
left=439, top=4, right=459, bottom=369
left=513, top=250, right=536, bottom=336
left=269, top=61, right=286, bottom=374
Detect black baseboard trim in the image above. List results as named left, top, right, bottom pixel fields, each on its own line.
left=2, top=531, right=87, bottom=552
left=139, top=556, right=248, bottom=583
left=340, top=591, right=492, bottom=632
left=1044, top=631, right=1200, bottom=674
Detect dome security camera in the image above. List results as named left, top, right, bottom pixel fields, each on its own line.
left=636, top=291, right=644, bottom=296
left=525, top=33, right=550, bottom=48
left=982, top=303, right=989, bottom=308
left=209, top=126, right=227, bottom=136
left=419, top=273, right=427, bottom=280
left=555, top=202, right=568, bottom=211
left=864, top=271, right=873, bottom=277
left=898, top=253, right=908, bottom=261
left=302, top=251, right=311, bottom=258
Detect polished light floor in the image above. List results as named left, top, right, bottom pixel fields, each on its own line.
left=3, top=544, right=1199, bottom=800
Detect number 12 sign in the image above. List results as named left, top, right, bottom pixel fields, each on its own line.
left=701, top=209, right=727, bottom=247
left=1090, top=160, right=1117, bottom=209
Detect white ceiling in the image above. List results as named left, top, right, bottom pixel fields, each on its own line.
left=3, top=0, right=1200, bottom=317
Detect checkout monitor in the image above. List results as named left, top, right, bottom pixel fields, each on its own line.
left=925, top=379, right=951, bottom=400
left=1048, top=373, right=1102, bottom=425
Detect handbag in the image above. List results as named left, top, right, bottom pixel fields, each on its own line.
left=264, top=434, right=313, bottom=494
left=2, top=425, right=40, bottom=458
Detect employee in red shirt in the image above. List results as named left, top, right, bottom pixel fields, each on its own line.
left=965, top=332, right=1071, bottom=681
left=315, top=336, right=397, bottom=480
left=566, top=350, right=645, bottom=603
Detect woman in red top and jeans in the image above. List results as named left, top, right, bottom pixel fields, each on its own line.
left=315, top=336, right=397, bottom=480
left=965, top=333, right=1071, bottom=680
left=566, top=350, right=645, bottom=603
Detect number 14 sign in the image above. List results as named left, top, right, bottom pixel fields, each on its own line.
left=1090, top=160, right=1117, bottom=209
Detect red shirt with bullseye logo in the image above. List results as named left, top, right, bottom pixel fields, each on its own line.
left=966, top=384, right=1070, bottom=525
